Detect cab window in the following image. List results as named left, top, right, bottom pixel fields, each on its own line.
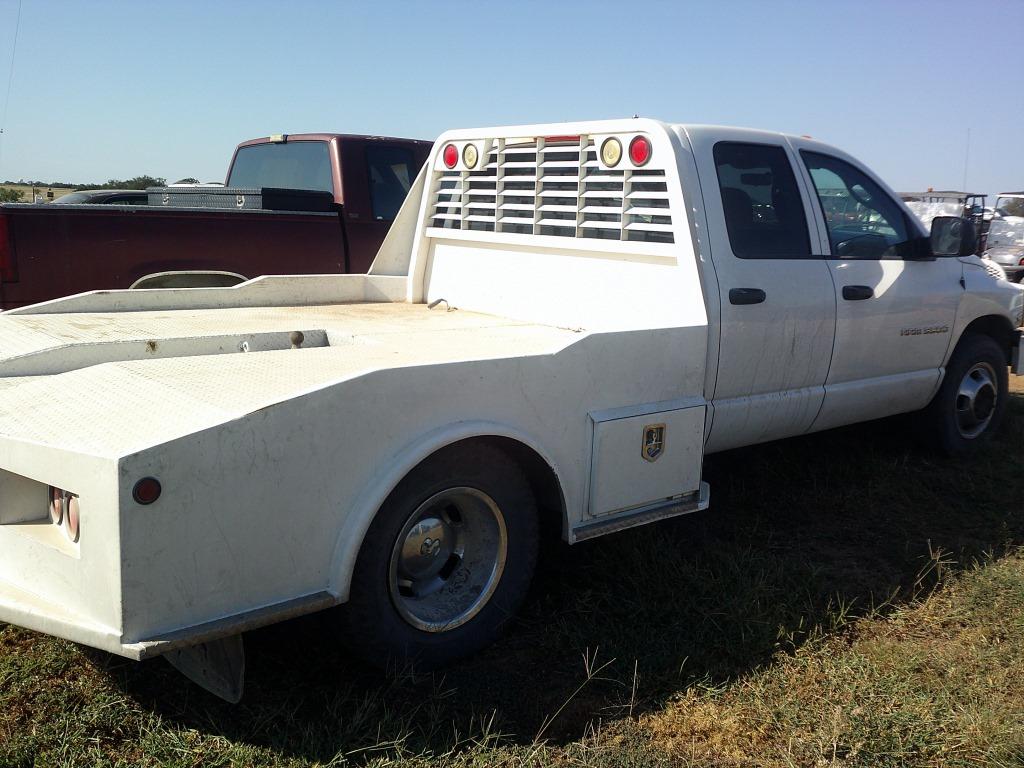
left=713, top=142, right=812, bottom=259
left=801, top=151, right=913, bottom=259
left=366, top=146, right=416, bottom=221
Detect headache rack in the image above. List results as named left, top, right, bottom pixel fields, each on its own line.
left=428, top=135, right=675, bottom=244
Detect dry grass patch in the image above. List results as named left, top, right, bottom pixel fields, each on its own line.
left=645, top=552, right=1024, bottom=767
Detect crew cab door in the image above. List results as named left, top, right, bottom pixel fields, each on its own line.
left=790, top=142, right=962, bottom=431
left=685, top=128, right=836, bottom=452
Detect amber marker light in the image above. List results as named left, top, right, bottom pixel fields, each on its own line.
left=600, top=137, right=622, bottom=167
left=462, top=143, right=479, bottom=169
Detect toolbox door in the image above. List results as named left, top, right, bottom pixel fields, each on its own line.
left=588, top=403, right=705, bottom=518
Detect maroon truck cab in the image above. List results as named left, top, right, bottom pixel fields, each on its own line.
left=0, top=133, right=431, bottom=310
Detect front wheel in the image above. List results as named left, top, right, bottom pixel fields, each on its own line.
left=338, top=443, right=538, bottom=669
left=922, top=333, right=1008, bottom=455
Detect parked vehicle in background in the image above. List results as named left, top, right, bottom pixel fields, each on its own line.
left=52, top=190, right=149, bottom=205
left=984, top=193, right=1024, bottom=282
left=0, top=133, right=431, bottom=309
left=901, top=190, right=988, bottom=252
left=0, top=118, right=1020, bottom=704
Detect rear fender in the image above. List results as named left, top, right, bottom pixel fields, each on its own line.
left=327, top=420, right=567, bottom=601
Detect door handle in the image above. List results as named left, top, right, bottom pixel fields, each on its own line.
left=729, top=288, right=766, bottom=305
left=842, top=285, right=874, bottom=301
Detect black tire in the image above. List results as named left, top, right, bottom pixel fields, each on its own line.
left=921, top=333, right=1008, bottom=456
left=338, top=442, right=538, bottom=669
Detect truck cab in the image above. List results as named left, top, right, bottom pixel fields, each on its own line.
left=985, top=193, right=1024, bottom=282
left=0, top=119, right=1020, bottom=701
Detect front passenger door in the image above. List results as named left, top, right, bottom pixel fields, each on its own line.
left=795, top=147, right=962, bottom=431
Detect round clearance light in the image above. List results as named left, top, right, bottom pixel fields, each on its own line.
left=65, top=496, right=80, bottom=543
left=132, top=477, right=162, bottom=505
left=442, top=143, right=458, bottom=169
left=462, top=143, right=479, bottom=169
left=600, top=137, right=622, bottom=167
left=49, top=486, right=64, bottom=525
left=629, top=135, right=652, bottom=166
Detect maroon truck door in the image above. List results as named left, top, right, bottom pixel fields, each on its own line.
left=339, top=138, right=431, bottom=273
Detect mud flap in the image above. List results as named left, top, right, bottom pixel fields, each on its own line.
left=165, top=634, right=245, bottom=703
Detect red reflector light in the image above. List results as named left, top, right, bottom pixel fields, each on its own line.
left=133, top=477, right=162, bottom=505
left=0, top=213, right=15, bottom=283
left=442, top=144, right=458, bottom=169
left=629, top=135, right=652, bottom=166
left=543, top=135, right=580, bottom=143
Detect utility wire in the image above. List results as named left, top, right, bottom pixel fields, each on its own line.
left=0, top=0, right=24, bottom=179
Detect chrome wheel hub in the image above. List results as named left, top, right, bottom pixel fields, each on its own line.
left=955, top=362, right=998, bottom=439
left=389, top=487, right=507, bottom=632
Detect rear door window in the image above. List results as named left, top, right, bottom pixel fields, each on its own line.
left=713, top=142, right=812, bottom=259
left=366, top=146, right=416, bottom=221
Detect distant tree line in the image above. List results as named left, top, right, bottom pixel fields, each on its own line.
left=2, top=175, right=168, bottom=191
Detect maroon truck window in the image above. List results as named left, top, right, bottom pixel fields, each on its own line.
left=228, top=141, right=333, bottom=193
left=366, top=146, right=416, bottom=221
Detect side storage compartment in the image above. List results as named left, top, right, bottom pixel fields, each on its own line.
left=586, top=401, right=707, bottom=521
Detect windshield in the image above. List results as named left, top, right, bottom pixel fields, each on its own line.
left=995, top=196, right=1024, bottom=218
left=227, top=140, right=333, bottom=192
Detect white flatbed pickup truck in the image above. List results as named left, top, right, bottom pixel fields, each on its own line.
left=1, top=119, right=1022, bottom=702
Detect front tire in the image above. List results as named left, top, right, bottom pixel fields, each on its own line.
left=922, top=333, right=1008, bottom=455
left=339, top=442, right=538, bottom=669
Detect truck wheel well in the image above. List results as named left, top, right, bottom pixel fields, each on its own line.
left=130, top=271, right=248, bottom=290
left=440, top=436, right=567, bottom=544
left=960, top=315, right=1016, bottom=364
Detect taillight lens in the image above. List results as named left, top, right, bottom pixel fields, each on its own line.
left=629, top=135, right=652, bottom=166
left=442, top=144, right=458, bottom=169
left=49, top=486, right=64, bottom=525
left=462, top=143, right=479, bottom=169
left=0, top=213, right=15, bottom=283
left=65, top=496, right=80, bottom=543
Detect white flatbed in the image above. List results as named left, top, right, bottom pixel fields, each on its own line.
left=1, top=118, right=1020, bottom=702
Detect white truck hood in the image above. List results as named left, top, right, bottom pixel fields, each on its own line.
left=0, top=302, right=582, bottom=458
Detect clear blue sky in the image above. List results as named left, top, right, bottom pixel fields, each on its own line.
left=1, top=0, right=1022, bottom=199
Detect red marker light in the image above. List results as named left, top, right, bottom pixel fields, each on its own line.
left=133, top=477, right=161, bottom=505
left=629, top=135, right=652, bottom=166
left=442, top=144, right=458, bottom=169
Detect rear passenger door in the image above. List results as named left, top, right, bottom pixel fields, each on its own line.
left=685, top=129, right=836, bottom=452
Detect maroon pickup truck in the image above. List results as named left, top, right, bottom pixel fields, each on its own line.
left=0, top=133, right=431, bottom=310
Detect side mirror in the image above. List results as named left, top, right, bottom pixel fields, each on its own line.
left=930, top=216, right=978, bottom=257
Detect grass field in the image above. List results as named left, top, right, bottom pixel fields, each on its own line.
left=2, top=378, right=1023, bottom=767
